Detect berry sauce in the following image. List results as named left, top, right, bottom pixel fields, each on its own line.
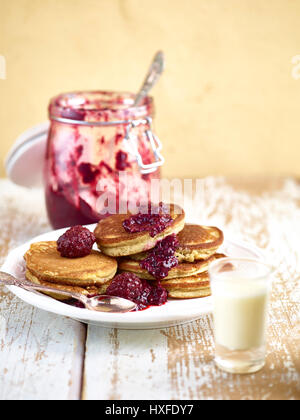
left=57, top=225, right=96, bottom=258
left=106, top=273, right=168, bottom=311
left=140, top=234, right=179, bottom=280
left=122, top=203, right=174, bottom=238
left=115, top=151, right=131, bottom=171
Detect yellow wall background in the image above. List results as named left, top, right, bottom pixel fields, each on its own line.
left=0, top=0, right=300, bottom=179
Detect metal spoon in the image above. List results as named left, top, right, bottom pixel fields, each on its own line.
left=134, top=50, right=165, bottom=107
left=0, top=271, right=137, bottom=313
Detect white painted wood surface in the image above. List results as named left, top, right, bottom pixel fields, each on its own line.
left=0, top=288, right=86, bottom=400
left=0, top=180, right=86, bottom=400
left=0, top=177, right=299, bottom=400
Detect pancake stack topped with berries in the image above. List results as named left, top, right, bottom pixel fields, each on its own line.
left=24, top=203, right=225, bottom=309
left=24, top=227, right=117, bottom=301
left=95, top=204, right=225, bottom=300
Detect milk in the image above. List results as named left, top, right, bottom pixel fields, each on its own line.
left=212, top=278, right=269, bottom=351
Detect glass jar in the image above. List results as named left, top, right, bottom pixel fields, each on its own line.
left=45, top=91, right=163, bottom=229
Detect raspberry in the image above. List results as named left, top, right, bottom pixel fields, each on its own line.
left=106, top=273, right=168, bottom=311
left=106, top=273, right=143, bottom=301
left=147, top=285, right=168, bottom=306
left=135, top=280, right=153, bottom=310
left=57, top=225, right=96, bottom=258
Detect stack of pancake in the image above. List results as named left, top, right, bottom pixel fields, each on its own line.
left=24, top=203, right=225, bottom=302
left=94, top=205, right=225, bottom=299
left=116, top=224, right=225, bottom=299
left=161, top=225, right=225, bottom=298
left=24, top=241, right=118, bottom=301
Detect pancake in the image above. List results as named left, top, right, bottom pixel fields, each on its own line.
left=161, top=272, right=211, bottom=299
left=119, top=253, right=226, bottom=281
left=127, top=224, right=224, bottom=262
left=94, top=204, right=185, bottom=257
left=26, top=269, right=110, bottom=301
left=175, top=224, right=224, bottom=262
left=24, top=241, right=118, bottom=287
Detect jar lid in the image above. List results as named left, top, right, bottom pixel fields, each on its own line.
left=5, top=122, right=49, bottom=187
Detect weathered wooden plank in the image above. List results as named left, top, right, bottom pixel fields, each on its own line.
left=163, top=312, right=300, bottom=400
left=0, top=180, right=86, bottom=400
left=82, top=327, right=168, bottom=400
left=0, top=286, right=87, bottom=400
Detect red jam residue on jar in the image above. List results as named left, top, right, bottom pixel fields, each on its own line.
left=140, top=234, right=179, bottom=280
left=106, top=273, right=168, bottom=311
left=45, top=91, right=160, bottom=229
left=122, top=203, right=174, bottom=238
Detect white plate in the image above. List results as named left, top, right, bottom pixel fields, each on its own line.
left=1, top=225, right=264, bottom=330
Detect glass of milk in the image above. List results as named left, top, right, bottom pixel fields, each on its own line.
left=209, top=258, right=274, bottom=374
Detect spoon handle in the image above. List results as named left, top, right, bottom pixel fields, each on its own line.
left=0, top=271, right=85, bottom=302
left=134, top=51, right=165, bottom=107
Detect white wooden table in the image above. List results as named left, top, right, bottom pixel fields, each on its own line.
left=0, top=177, right=299, bottom=400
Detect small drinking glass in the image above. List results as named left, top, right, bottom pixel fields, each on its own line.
left=209, top=258, right=274, bottom=374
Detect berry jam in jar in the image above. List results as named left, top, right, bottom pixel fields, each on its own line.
left=45, top=91, right=164, bottom=229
